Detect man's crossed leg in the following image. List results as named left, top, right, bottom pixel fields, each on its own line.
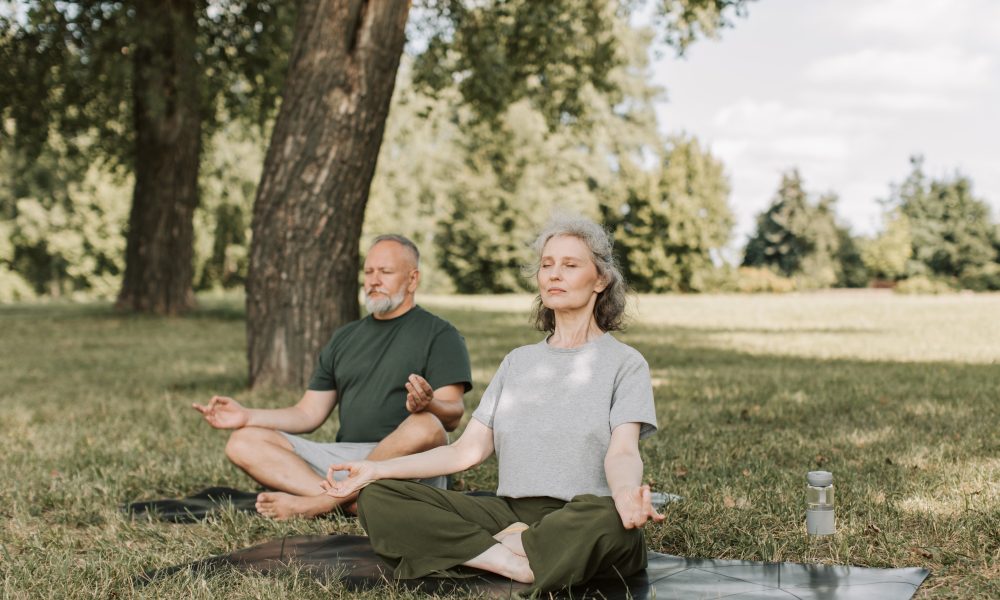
left=225, top=411, right=448, bottom=519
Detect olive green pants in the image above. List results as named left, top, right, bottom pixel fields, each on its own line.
left=357, top=479, right=647, bottom=594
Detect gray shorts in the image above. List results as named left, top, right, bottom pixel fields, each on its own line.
left=280, top=433, right=447, bottom=489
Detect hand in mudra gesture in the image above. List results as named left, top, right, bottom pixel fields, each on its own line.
left=322, top=460, right=379, bottom=497
left=191, top=395, right=250, bottom=429
left=404, top=373, right=434, bottom=413
left=612, top=484, right=665, bottom=529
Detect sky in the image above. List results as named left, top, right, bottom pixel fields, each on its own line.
left=649, top=0, right=1000, bottom=249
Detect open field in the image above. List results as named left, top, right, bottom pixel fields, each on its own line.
left=1, top=292, right=998, bottom=598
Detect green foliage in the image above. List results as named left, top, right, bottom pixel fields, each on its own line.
left=413, top=0, right=751, bottom=128
left=893, top=275, right=956, bottom=295
left=733, top=266, right=795, bottom=293
left=0, top=134, right=129, bottom=299
left=834, top=226, right=868, bottom=288
left=892, top=157, right=999, bottom=285
left=194, top=122, right=264, bottom=291
left=860, top=209, right=912, bottom=281
left=435, top=101, right=602, bottom=293
left=426, top=21, right=660, bottom=292
left=0, top=1, right=294, bottom=165
left=605, top=135, right=733, bottom=292
left=0, top=124, right=265, bottom=302
left=742, top=170, right=842, bottom=289
left=958, top=263, right=1000, bottom=292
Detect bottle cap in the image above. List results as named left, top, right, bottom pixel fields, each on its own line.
left=807, top=471, right=833, bottom=487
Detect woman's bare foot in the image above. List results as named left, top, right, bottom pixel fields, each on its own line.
left=493, top=522, right=528, bottom=557
left=463, top=544, right=534, bottom=583
left=255, top=492, right=338, bottom=520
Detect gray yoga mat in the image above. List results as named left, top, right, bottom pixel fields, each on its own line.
left=139, top=533, right=929, bottom=599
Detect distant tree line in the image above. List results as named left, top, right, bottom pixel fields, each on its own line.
left=741, top=158, right=1000, bottom=293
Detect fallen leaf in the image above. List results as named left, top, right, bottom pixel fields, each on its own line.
left=674, top=466, right=689, bottom=478
left=724, top=495, right=736, bottom=508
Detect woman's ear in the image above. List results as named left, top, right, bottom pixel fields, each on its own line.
left=594, top=273, right=609, bottom=294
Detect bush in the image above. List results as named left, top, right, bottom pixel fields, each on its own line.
left=736, top=267, right=796, bottom=293
left=894, top=275, right=956, bottom=295
left=0, top=265, right=36, bottom=303
left=958, top=263, right=1000, bottom=291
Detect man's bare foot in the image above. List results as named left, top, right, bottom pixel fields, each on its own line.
left=493, top=522, right=528, bottom=556
left=255, top=492, right=338, bottom=520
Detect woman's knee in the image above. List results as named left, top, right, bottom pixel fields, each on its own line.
left=572, top=496, right=641, bottom=544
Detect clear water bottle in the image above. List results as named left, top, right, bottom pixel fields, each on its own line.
left=806, top=471, right=835, bottom=535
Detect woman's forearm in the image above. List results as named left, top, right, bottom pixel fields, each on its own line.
left=372, top=431, right=490, bottom=481
left=373, top=443, right=471, bottom=480
left=604, top=451, right=644, bottom=496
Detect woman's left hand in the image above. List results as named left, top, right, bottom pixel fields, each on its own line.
left=612, top=484, right=666, bottom=529
left=321, top=460, right=378, bottom=498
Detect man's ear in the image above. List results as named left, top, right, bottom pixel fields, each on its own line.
left=408, top=268, right=421, bottom=293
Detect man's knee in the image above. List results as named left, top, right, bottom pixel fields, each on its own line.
left=399, top=411, right=447, bottom=451
left=224, top=427, right=288, bottom=466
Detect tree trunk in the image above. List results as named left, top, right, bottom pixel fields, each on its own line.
left=116, top=0, right=200, bottom=315
left=247, top=0, right=410, bottom=388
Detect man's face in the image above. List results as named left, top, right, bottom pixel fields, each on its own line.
left=363, top=241, right=418, bottom=316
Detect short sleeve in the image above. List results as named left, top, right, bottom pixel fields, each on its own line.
left=307, top=340, right=338, bottom=391
left=471, top=355, right=510, bottom=428
left=609, top=354, right=657, bottom=439
left=425, top=325, right=473, bottom=392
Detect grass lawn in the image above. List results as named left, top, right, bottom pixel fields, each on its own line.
left=1, top=291, right=997, bottom=598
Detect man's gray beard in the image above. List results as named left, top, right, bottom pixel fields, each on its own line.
left=365, top=289, right=406, bottom=316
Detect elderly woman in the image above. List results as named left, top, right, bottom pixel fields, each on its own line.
left=324, top=215, right=661, bottom=593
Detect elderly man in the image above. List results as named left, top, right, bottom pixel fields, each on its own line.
left=193, top=235, right=471, bottom=519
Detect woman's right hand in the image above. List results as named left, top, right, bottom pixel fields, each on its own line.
left=612, top=484, right=665, bottom=529
left=322, top=460, right=379, bottom=497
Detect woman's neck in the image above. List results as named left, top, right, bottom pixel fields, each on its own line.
left=549, top=310, right=604, bottom=348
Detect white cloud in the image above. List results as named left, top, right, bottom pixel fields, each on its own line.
left=771, top=136, right=851, bottom=162
left=802, top=90, right=964, bottom=113
left=712, top=99, right=878, bottom=134
left=849, top=0, right=1000, bottom=45
left=805, top=46, right=993, bottom=89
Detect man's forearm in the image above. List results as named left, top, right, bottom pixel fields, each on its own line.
left=246, top=406, right=322, bottom=434
left=422, top=397, right=464, bottom=431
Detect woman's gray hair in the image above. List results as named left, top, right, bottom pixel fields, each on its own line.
left=527, top=214, right=628, bottom=333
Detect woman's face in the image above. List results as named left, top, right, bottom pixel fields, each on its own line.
left=537, top=235, right=607, bottom=311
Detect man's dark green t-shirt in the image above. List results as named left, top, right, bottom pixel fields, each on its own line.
left=308, top=305, right=472, bottom=443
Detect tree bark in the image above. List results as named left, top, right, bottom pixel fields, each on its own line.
left=116, top=0, right=200, bottom=315
left=247, top=0, right=411, bottom=388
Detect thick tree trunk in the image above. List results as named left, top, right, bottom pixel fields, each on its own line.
left=247, top=0, right=410, bottom=388
left=116, top=0, right=200, bottom=315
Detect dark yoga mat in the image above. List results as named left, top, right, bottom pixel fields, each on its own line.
left=124, top=487, right=495, bottom=523
left=124, top=487, right=261, bottom=523
left=139, top=533, right=929, bottom=599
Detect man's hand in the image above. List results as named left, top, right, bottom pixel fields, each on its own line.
left=612, top=484, right=665, bottom=529
left=192, top=395, right=250, bottom=430
left=404, top=374, right=434, bottom=413
left=321, top=461, right=379, bottom=498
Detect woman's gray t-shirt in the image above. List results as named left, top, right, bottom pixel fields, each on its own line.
left=471, top=333, right=657, bottom=501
